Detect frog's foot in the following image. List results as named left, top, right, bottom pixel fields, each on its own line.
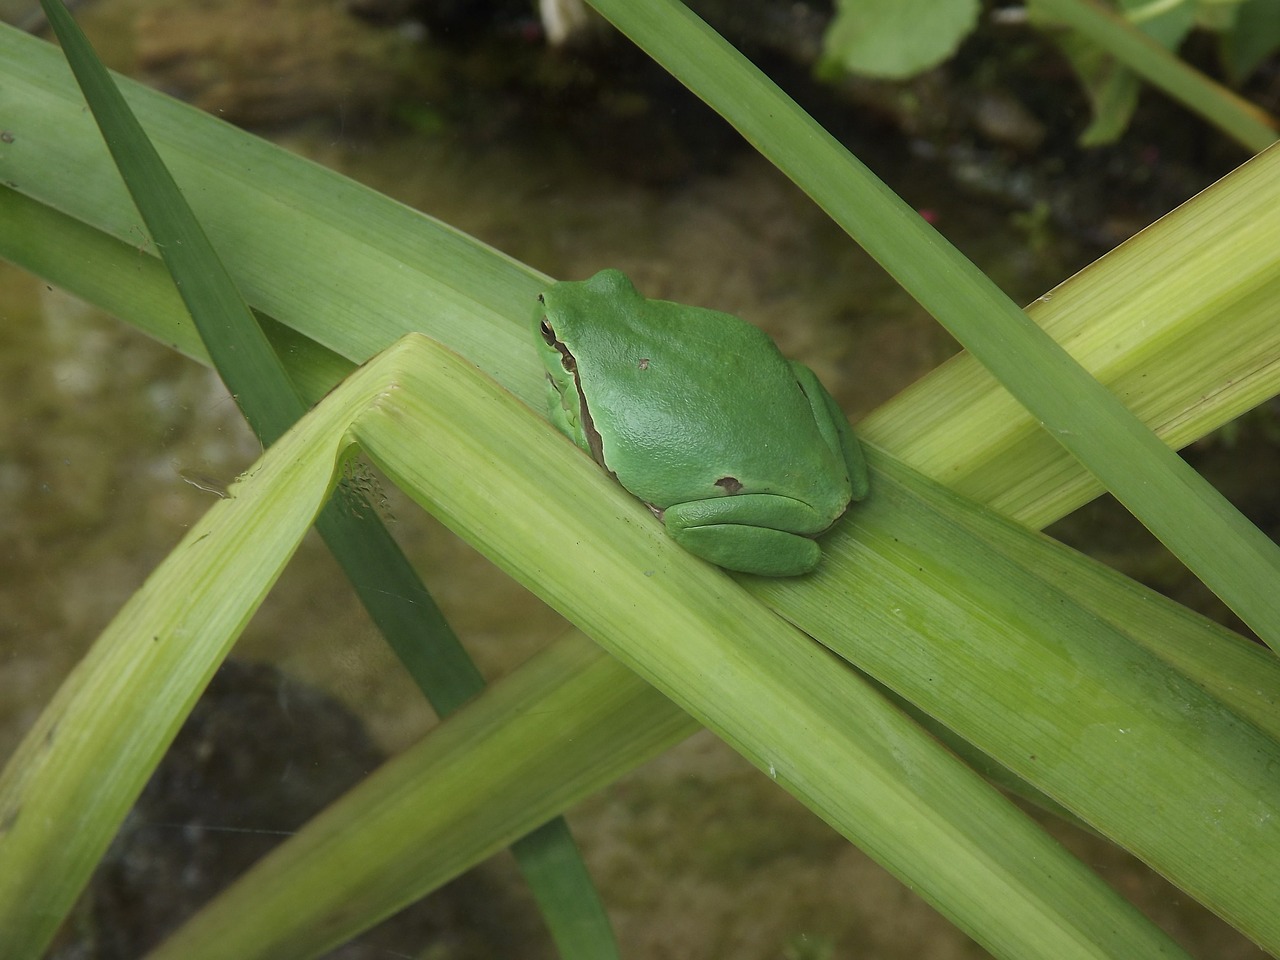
left=664, top=496, right=829, bottom=576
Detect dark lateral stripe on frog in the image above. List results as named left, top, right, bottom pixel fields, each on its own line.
left=540, top=317, right=617, bottom=482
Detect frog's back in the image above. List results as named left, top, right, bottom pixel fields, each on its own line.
left=579, top=298, right=852, bottom=521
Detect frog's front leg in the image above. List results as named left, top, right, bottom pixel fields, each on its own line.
left=662, top=495, right=833, bottom=577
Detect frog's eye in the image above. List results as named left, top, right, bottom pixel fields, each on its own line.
left=539, top=319, right=558, bottom=345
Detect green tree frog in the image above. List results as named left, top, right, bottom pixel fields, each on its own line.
left=534, top=269, right=869, bottom=577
